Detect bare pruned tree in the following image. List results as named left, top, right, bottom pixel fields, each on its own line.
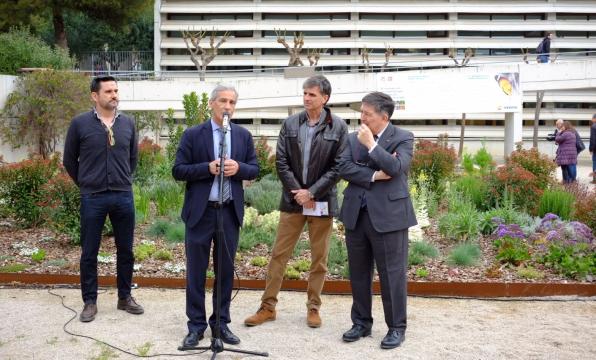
left=448, top=47, right=475, bottom=66
left=383, top=43, right=394, bottom=70
left=521, top=48, right=530, bottom=64
left=361, top=46, right=371, bottom=72
left=307, top=48, right=324, bottom=66
left=182, top=29, right=230, bottom=81
left=275, top=29, right=305, bottom=66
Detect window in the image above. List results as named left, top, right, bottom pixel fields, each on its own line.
left=359, top=13, right=393, bottom=20
left=330, top=30, right=350, bottom=38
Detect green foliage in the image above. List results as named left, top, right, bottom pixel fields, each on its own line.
left=453, top=175, right=490, bottom=211
left=494, top=237, right=531, bottom=266
left=238, top=225, right=275, bottom=251
left=284, top=266, right=301, bottom=280
left=568, top=184, right=596, bottom=236
left=164, top=108, right=183, bottom=166
left=415, top=267, right=430, bottom=278
left=411, top=138, right=457, bottom=194
left=509, top=146, right=556, bottom=190
left=408, top=241, right=439, bottom=266
left=541, top=243, right=595, bottom=280
left=131, top=112, right=162, bottom=146
left=292, top=239, right=310, bottom=257
left=408, top=251, right=425, bottom=266
left=0, top=263, right=28, bottom=272
left=255, top=138, right=276, bottom=181
left=183, top=92, right=200, bottom=127
left=136, top=342, right=153, bottom=357
left=133, top=184, right=151, bottom=224
left=479, top=200, right=532, bottom=235
left=487, top=163, right=543, bottom=215
left=135, top=137, right=166, bottom=186
left=538, top=188, right=575, bottom=220
left=250, top=256, right=269, bottom=267
left=147, top=218, right=171, bottom=238
left=438, top=195, right=482, bottom=241
left=292, top=259, right=311, bottom=272
left=31, top=249, right=46, bottom=263
left=1, top=70, right=90, bottom=159
left=41, top=173, right=81, bottom=243
left=153, top=249, right=173, bottom=261
left=517, top=266, right=544, bottom=280
left=164, top=223, right=185, bottom=244
left=447, top=243, right=482, bottom=267
left=149, top=180, right=184, bottom=216
left=134, top=243, right=156, bottom=262
left=327, top=234, right=349, bottom=277
left=461, top=153, right=474, bottom=174
left=0, top=156, right=59, bottom=226
left=46, top=258, right=69, bottom=268
left=0, top=27, right=74, bottom=75
left=462, top=145, right=494, bottom=175
left=244, top=174, right=282, bottom=214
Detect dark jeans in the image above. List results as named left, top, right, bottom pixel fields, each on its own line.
left=592, top=152, right=596, bottom=173
left=80, top=190, right=135, bottom=304
left=561, top=164, right=577, bottom=183
left=537, top=55, right=549, bottom=63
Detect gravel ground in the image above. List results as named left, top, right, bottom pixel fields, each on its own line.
left=0, top=287, right=595, bottom=360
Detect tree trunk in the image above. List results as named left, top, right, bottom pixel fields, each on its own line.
left=533, top=91, right=545, bottom=148
left=52, top=7, right=68, bottom=50
left=458, top=113, right=466, bottom=160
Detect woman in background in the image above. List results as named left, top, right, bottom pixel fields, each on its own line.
left=555, top=121, right=578, bottom=183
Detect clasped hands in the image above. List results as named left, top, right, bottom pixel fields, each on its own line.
left=209, top=157, right=239, bottom=177
left=291, top=189, right=315, bottom=209
left=356, top=123, right=395, bottom=182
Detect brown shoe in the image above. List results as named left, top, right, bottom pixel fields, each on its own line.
left=244, top=306, right=276, bottom=326
left=117, top=296, right=144, bottom=315
left=80, top=303, right=97, bottom=322
left=307, top=308, right=321, bottom=328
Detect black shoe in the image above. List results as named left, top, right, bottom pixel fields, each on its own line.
left=182, top=331, right=204, bottom=348
left=79, top=303, right=97, bottom=323
left=214, top=326, right=241, bottom=345
left=342, top=324, right=371, bottom=342
left=381, top=329, right=405, bottom=349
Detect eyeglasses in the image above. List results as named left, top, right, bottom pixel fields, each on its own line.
left=107, top=126, right=115, bottom=147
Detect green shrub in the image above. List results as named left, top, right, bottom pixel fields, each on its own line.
left=153, top=249, right=173, bottom=261
left=244, top=174, right=282, bottom=215
left=46, top=258, right=69, bottom=268
left=408, top=251, right=426, bottom=266
left=31, top=249, right=46, bottom=263
left=453, top=175, right=490, bottom=211
left=134, top=243, right=157, bottom=262
left=164, top=222, right=185, bottom=244
left=292, top=239, right=310, bottom=257
left=327, top=234, right=348, bottom=277
left=565, top=184, right=596, bottom=235
left=415, top=267, right=430, bottom=278
left=147, top=218, right=171, bottom=238
left=0, top=27, right=74, bottom=75
left=462, top=153, right=474, bottom=174
left=0, top=156, right=59, bottom=227
left=538, top=189, right=575, bottom=220
left=541, top=243, right=595, bottom=280
left=509, top=147, right=556, bottom=191
left=480, top=200, right=532, bottom=235
left=149, top=180, right=184, bottom=216
left=284, top=266, right=301, bottom=280
left=41, top=173, right=81, bottom=244
left=250, top=256, right=268, bottom=267
left=134, top=184, right=151, bottom=224
left=411, top=138, right=457, bottom=194
left=486, top=163, right=543, bottom=214
left=473, top=145, right=495, bottom=173
left=135, top=137, right=166, bottom=186
left=0, top=263, right=28, bottom=272
left=292, top=259, right=311, bottom=272
left=410, top=240, right=439, bottom=259
left=255, top=137, right=276, bottom=181
left=494, top=237, right=531, bottom=266
left=238, top=225, right=275, bottom=251
left=447, top=243, right=482, bottom=267
left=517, top=266, right=544, bottom=280
left=438, top=204, right=482, bottom=241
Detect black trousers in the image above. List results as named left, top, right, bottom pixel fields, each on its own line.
left=185, top=203, right=239, bottom=334
left=345, top=209, right=409, bottom=331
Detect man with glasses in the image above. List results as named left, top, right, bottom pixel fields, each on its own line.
left=63, top=76, right=143, bottom=323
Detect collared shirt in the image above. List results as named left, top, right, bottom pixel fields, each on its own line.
left=209, top=119, right=233, bottom=201
left=369, top=122, right=390, bottom=182
left=299, top=109, right=326, bottom=184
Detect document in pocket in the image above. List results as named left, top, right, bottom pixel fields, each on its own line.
left=302, top=201, right=329, bottom=216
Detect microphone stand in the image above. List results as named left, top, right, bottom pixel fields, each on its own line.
left=178, top=115, right=268, bottom=359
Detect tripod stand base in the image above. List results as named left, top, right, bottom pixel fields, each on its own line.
left=178, top=337, right=269, bottom=358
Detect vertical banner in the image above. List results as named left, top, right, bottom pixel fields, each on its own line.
left=377, top=71, right=521, bottom=114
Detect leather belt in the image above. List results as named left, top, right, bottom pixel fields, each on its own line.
left=207, top=200, right=231, bottom=208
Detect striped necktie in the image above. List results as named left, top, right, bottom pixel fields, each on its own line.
left=218, top=128, right=231, bottom=201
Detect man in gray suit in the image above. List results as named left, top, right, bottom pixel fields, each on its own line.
left=338, top=91, right=417, bottom=349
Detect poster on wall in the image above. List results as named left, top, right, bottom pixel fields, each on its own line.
left=377, top=71, right=521, bottom=114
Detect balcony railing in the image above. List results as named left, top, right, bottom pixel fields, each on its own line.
left=77, top=51, right=154, bottom=77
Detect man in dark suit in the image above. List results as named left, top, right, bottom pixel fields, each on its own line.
left=172, top=85, right=259, bottom=348
left=338, top=91, right=417, bottom=349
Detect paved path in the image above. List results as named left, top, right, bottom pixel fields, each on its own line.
left=0, top=287, right=594, bottom=359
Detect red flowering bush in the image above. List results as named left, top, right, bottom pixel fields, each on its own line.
left=508, top=147, right=556, bottom=190
left=563, top=183, right=596, bottom=236
left=0, top=156, right=59, bottom=226
left=135, top=137, right=165, bottom=185
left=41, top=173, right=81, bottom=243
left=486, top=163, right=543, bottom=214
left=411, top=138, right=457, bottom=193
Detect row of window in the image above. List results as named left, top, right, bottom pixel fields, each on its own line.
left=166, top=13, right=596, bottom=22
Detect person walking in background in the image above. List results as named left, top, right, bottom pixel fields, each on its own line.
left=63, top=76, right=143, bottom=323
left=244, top=75, right=348, bottom=329
left=589, top=113, right=596, bottom=184
left=536, top=32, right=553, bottom=63
left=555, top=120, right=578, bottom=183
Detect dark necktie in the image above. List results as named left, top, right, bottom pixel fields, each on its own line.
left=218, top=128, right=231, bottom=201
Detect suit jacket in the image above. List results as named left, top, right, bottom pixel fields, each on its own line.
left=339, top=124, right=417, bottom=233
left=172, top=121, right=259, bottom=229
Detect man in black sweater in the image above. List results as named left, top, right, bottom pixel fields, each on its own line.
left=63, top=76, right=143, bottom=322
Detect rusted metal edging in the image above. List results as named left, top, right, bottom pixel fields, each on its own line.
left=1, top=273, right=594, bottom=297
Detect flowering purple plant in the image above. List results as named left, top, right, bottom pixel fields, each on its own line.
left=494, top=223, right=526, bottom=239
left=538, top=213, right=562, bottom=232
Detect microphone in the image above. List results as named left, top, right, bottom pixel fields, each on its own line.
left=222, top=112, right=230, bottom=134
